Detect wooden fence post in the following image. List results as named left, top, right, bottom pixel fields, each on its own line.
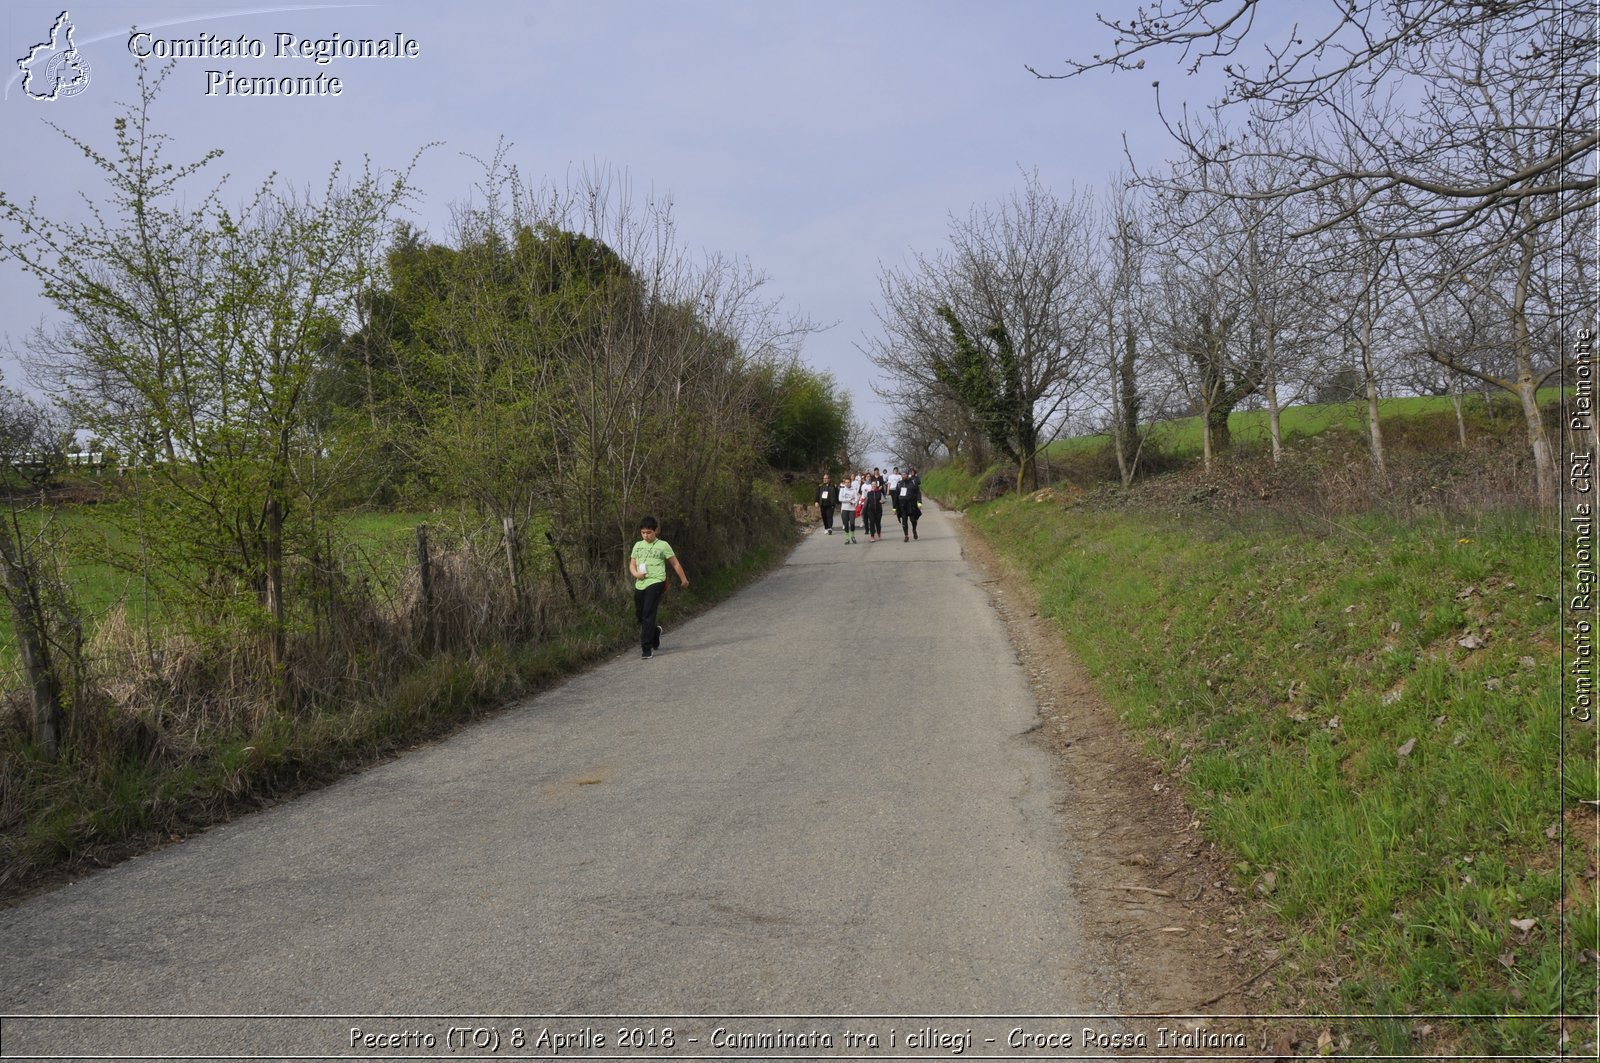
left=545, top=530, right=577, bottom=603
left=416, top=523, right=434, bottom=650
left=502, top=516, right=519, bottom=593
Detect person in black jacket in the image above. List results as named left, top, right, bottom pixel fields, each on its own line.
left=898, top=469, right=922, bottom=541
left=815, top=473, right=836, bottom=534
left=862, top=472, right=884, bottom=541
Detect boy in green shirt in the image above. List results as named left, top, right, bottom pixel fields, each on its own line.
left=628, top=516, right=689, bottom=660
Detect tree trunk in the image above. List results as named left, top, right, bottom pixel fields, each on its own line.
left=263, top=495, right=288, bottom=711
left=1511, top=223, right=1555, bottom=514
left=1015, top=433, right=1040, bottom=493
left=0, top=522, right=63, bottom=756
left=1108, top=305, right=1129, bottom=488
left=1359, top=314, right=1386, bottom=477
left=1118, top=327, right=1141, bottom=484
left=1518, top=374, right=1556, bottom=514
left=1265, top=377, right=1284, bottom=464
left=1363, top=362, right=1386, bottom=476
left=1205, top=400, right=1231, bottom=457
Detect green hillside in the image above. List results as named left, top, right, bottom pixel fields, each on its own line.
left=924, top=399, right=1594, bottom=1055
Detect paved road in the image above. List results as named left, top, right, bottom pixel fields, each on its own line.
left=0, top=501, right=1119, bottom=1056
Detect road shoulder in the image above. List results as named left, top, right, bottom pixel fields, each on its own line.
left=949, top=507, right=1285, bottom=1025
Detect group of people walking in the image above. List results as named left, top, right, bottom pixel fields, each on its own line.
left=814, top=466, right=923, bottom=544
left=627, top=467, right=925, bottom=660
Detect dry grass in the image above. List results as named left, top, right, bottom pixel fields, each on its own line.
left=1063, top=414, right=1547, bottom=528
left=0, top=501, right=798, bottom=900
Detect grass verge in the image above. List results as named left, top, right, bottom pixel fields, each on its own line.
left=949, top=491, right=1593, bottom=1055
left=1, top=531, right=795, bottom=901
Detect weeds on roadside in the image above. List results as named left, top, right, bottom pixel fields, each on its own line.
left=0, top=511, right=793, bottom=899
left=964, top=493, right=1592, bottom=1055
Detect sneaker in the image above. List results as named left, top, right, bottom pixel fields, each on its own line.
left=641, top=649, right=653, bottom=660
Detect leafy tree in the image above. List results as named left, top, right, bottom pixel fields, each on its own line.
left=327, top=213, right=633, bottom=520
left=0, top=388, right=71, bottom=755
left=761, top=364, right=851, bottom=471
left=329, top=156, right=812, bottom=579
left=931, top=307, right=1036, bottom=489
left=3, top=65, right=414, bottom=697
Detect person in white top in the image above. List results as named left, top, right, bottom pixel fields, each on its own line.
left=836, top=478, right=860, bottom=544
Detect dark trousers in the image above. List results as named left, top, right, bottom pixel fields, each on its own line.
left=819, top=504, right=834, bottom=530
left=900, top=508, right=920, bottom=538
left=634, top=582, right=664, bottom=651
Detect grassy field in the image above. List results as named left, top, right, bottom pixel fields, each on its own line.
left=922, top=436, right=1595, bottom=1053
left=1, top=501, right=793, bottom=896
left=0, top=504, right=450, bottom=682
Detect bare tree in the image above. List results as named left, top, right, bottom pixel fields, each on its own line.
left=842, top=416, right=884, bottom=471
left=1059, top=4, right=1588, bottom=510
left=867, top=175, right=1099, bottom=491
left=1095, top=175, right=1187, bottom=486
left=1319, top=222, right=1396, bottom=476
left=1379, top=37, right=1580, bottom=511
left=1036, top=1, right=1594, bottom=239
left=885, top=390, right=971, bottom=472
left=1201, top=131, right=1328, bottom=465
left=1145, top=181, right=1272, bottom=469
left=1305, top=120, right=1419, bottom=479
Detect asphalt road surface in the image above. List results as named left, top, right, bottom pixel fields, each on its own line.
left=0, top=501, right=1124, bottom=1058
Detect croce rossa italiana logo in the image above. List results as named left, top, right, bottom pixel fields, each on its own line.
left=18, top=11, right=91, bottom=101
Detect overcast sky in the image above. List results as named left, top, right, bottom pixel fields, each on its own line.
left=1, top=1, right=1246, bottom=449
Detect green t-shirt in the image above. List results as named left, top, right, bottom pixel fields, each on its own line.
left=631, top=538, right=675, bottom=590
